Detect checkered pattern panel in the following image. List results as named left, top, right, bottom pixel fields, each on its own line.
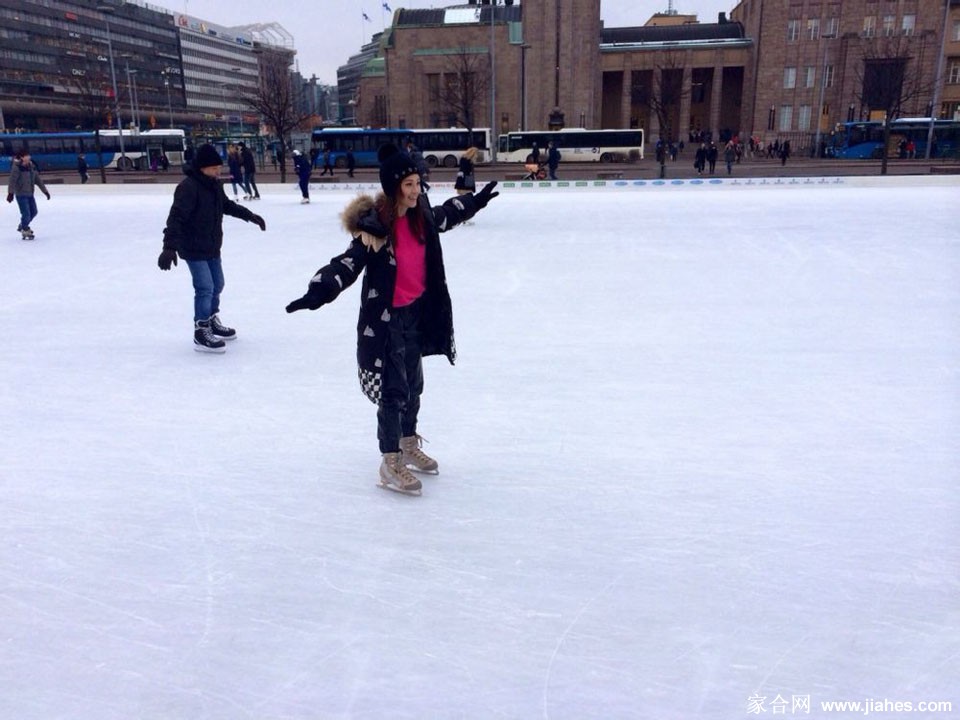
left=358, top=367, right=382, bottom=404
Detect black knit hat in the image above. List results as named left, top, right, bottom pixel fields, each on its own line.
left=378, top=143, right=419, bottom=197
left=194, top=143, right=223, bottom=169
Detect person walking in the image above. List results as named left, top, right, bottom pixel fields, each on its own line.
left=238, top=142, right=260, bottom=199
left=293, top=149, right=312, bottom=203
left=694, top=143, right=707, bottom=175
left=157, top=143, right=266, bottom=353
left=6, top=151, right=50, bottom=240
left=547, top=140, right=561, bottom=180
left=707, top=142, right=718, bottom=174
left=723, top=141, right=737, bottom=175
left=284, top=143, right=499, bottom=495
left=320, top=147, right=335, bottom=176
left=346, top=148, right=356, bottom=178
left=227, top=144, right=244, bottom=200
left=77, top=153, right=89, bottom=184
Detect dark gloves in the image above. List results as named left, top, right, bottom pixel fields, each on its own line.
left=250, top=213, right=266, bottom=231
left=5, top=193, right=11, bottom=203
left=286, top=282, right=333, bottom=313
left=473, top=181, right=499, bottom=209
left=157, top=248, right=178, bottom=271
left=43, top=190, right=51, bottom=200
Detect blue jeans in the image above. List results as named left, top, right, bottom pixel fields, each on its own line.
left=185, top=258, right=224, bottom=322
left=16, top=195, right=38, bottom=230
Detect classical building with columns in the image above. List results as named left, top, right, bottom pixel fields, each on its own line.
left=347, top=0, right=752, bottom=147
left=346, top=0, right=958, bottom=155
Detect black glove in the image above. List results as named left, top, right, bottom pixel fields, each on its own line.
left=5, top=193, right=11, bottom=203
left=158, top=248, right=178, bottom=271
left=473, top=181, right=499, bottom=209
left=250, top=214, right=266, bottom=231
left=286, top=283, right=333, bottom=313
left=43, top=190, right=51, bottom=200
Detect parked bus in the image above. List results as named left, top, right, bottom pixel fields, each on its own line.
left=310, top=127, right=492, bottom=169
left=0, top=129, right=187, bottom=172
left=830, top=119, right=960, bottom=159
left=497, top=128, right=645, bottom=163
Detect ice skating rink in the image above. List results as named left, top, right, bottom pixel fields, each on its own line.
left=1, top=177, right=957, bottom=719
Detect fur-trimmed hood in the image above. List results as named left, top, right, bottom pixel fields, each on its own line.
left=340, top=193, right=390, bottom=252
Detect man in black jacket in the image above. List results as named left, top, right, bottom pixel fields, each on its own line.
left=158, top=143, right=266, bottom=352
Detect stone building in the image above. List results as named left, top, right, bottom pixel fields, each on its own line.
left=348, top=0, right=959, bottom=154
left=732, top=0, right=956, bottom=150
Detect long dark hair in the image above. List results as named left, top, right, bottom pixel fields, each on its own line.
left=376, top=192, right=426, bottom=244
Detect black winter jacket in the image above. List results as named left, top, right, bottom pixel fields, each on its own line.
left=298, top=191, right=484, bottom=404
left=162, top=167, right=258, bottom=260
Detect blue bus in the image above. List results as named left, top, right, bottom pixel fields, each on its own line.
left=310, top=127, right=491, bottom=169
left=831, top=119, right=960, bottom=159
left=0, top=129, right=187, bottom=172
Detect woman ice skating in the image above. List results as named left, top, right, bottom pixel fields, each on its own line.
left=454, top=146, right=478, bottom=196
left=6, top=151, right=50, bottom=240
left=293, top=149, right=312, bottom=203
left=158, top=143, right=266, bottom=353
left=285, top=143, right=499, bottom=495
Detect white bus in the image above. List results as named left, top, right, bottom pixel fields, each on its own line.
left=96, top=128, right=187, bottom=170
left=497, top=128, right=645, bottom=163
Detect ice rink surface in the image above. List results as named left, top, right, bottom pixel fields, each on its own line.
left=1, top=177, right=958, bottom=719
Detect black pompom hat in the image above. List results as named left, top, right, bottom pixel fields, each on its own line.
left=378, top=143, right=419, bottom=197
left=194, top=143, right=223, bottom=169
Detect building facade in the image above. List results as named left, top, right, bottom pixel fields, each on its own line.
left=0, top=0, right=183, bottom=131
left=347, top=0, right=958, bottom=154
left=0, top=0, right=296, bottom=135
left=733, top=0, right=957, bottom=150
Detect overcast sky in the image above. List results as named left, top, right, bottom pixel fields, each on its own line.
left=152, top=0, right=736, bottom=85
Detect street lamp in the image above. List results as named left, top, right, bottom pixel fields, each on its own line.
left=161, top=71, right=173, bottom=128
left=97, top=4, right=126, bottom=167
left=520, top=43, right=531, bottom=131
left=122, top=58, right=138, bottom=130
left=813, top=33, right=836, bottom=158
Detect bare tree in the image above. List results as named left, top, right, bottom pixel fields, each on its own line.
left=68, top=65, right=114, bottom=183
left=428, top=45, right=490, bottom=130
left=631, top=52, right=687, bottom=177
left=854, top=31, right=935, bottom=174
left=242, top=49, right=313, bottom=182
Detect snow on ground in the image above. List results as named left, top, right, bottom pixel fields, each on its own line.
left=1, top=177, right=958, bottom=719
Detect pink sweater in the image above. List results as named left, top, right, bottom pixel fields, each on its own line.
left=392, top=214, right=427, bottom=307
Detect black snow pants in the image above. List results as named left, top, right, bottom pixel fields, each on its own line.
left=377, top=299, right=424, bottom=453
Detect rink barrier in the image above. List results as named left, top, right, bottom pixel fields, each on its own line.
left=43, top=175, right=960, bottom=195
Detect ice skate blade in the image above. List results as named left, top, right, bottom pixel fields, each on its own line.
left=377, top=479, right=422, bottom=496
left=194, top=343, right=226, bottom=354
left=405, top=465, right=439, bottom=475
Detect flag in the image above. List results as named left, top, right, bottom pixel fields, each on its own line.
left=382, top=2, right=391, bottom=10
left=362, top=11, right=371, bottom=21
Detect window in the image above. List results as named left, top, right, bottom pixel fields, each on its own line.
left=882, top=15, right=895, bottom=36
left=953, top=21, right=960, bottom=42
left=863, top=16, right=876, bottom=37
left=901, top=14, right=915, bottom=36
left=788, top=19, right=800, bottom=42
left=798, top=105, right=812, bottom=131
left=825, top=17, right=839, bottom=36
left=949, top=60, right=960, bottom=85
left=783, top=67, right=797, bottom=89
left=824, top=64, right=835, bottom=88
left=779, top=105, right=793, bottom=131
left=805, top=66, right=816, bottom=88
left=807, top=18, right=820, bottom=40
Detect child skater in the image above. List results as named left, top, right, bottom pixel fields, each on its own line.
left=285, top=143, right=499, bottom=495
left=158, top=143, right=266, bottom=353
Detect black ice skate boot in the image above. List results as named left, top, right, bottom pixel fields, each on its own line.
left=194, top=319, right=226, bottom=353
left=208, top=313, right=237, bottom=341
